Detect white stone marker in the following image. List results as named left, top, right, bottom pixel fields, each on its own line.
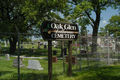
left=12, top=59, right=25, bottom=67
left=27, top=60, right=43, bottom=70
left=5, top=54, right=10, bottom=60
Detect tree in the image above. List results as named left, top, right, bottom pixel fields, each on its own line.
left=99, top=14, right=120, bottom=37
left=106, top=14, right=120, bottom=37
left=62, top=0, right=120, bottom=52
left=0, top=0, right=67, bottom=54
left=0, top=0, right=26, bottom=53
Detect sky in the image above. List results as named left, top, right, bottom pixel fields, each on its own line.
left=59, top=7, right=119, bottom=34
left=87, top=7, right=119, bottom=34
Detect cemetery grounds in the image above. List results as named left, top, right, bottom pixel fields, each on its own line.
left=0, top=37, right=120, bottom=80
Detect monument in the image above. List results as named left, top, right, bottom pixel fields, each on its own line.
left=38, top=42, right=41, bottom=49
left=5, top=54, right=10, bottom=60
left=12, top=59, right=25, bottom=67
left=27, top=60, right=43, bottom=70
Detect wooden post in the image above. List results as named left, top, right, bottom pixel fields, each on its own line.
left=68, top=41, right=72, bottom=76
left=62, top=41, right=65, bottom=73
left=48, top=40, right=52, bottom=80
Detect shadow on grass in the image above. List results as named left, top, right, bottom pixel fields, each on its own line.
left=0, top=71, right=13, bottom=77
left=72, top=65, right=120, bottom=80
left=20, top=49, right=48, bottom=57
left=11, top=72, right=65, bottom=80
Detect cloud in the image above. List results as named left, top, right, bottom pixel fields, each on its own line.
left=102, top=20, right=107, bottom=24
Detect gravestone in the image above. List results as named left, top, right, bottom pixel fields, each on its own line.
left=52, top=57, right=57, bottom=63
left=44, top=45, right=47, bottom=49
left=53, top=50, right=57, bottom=55
left=5, top=54, right=10, bottom=60
left=21, top=46, right=23, bottom=50
left=27, top=60, right=43, bottom=70
left=12, top=59, right=25, bottom=67
left=25, top=44, right=27, bottom=48
left=32, top=47, right=35, bottom=52
left=38, top=42, right=40, bottom=49
left=19, top=57, right=25, bottom=61
left=66, top=56, right=76, bottom=64
left=64, top=48, right=67, bottom=55
left=4, top=42, right=7, bottom=47
left=60, top=48, right=67, bottom=56
left=53, top=45, right=57, bottom=48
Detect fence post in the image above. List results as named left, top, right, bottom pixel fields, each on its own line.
left=107, top=31, right=110, bottom=65
left=48, top=40, right=52, bottom=80
left=17, top=33, right=20, bottom=80
left=117, top=36, right=119, bottom=63
left=79, top=35, right=81, bottom=71
left=68, top=41, right=72, bottom=76
left=75, top=42, right=78, bottom=70
left=62, top=41, right=65, bottom=73
left=86, top=35, right=89, bottom=69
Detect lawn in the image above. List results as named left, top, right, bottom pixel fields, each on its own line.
left=0, top=55, right=120, bottom=80
left=0, top=56, right=79, bottom=80
left=0, top=43, right=120, bottom=80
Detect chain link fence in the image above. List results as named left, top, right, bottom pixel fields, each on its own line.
left=74, top=35, right=120, bottom=71
left=0, top=32, right=120, bottom=79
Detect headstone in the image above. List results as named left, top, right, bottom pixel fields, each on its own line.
left=27, top=60, right=43, bottom=70
left=21, top=46, right=23, bottom=50
left=53, top=45, right=57, bottom=48
left=4, top=42, right=7, bottom=47
left=64, top=48, right=67, bottom=55
left=66, top=56, right=76, bottom=64
left=32, top=47, right=35, bottom=52
left=80, top=50, right=86, bottom=53
left=19, top=57, right=25, bottom=61
left=25, top=44, right=27, bottom=48
left=44, top=45, right=47, bottom=49
left=60, top=48, right=67, bottom=56
left=52, top=57, right=57, bottom=63
left=53, top=50, right=57, bottom=55
left=38, top=42, right=41, bottom=49
left=5, top=54, right=10, bottom=60
left=12, top=59, right=25, bottom=67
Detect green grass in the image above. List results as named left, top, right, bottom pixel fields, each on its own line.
left=0, top=55, right=120, bottom=80
left=1, top=44, right=80, bottom=58
left=1, top=44, right=120, bottom=80
left=52, top=64, right=120, bottom=80
left=0, top=56, right=78, bottom=80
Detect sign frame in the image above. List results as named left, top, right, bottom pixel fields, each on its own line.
left=41, top=20, right=79, bottom=41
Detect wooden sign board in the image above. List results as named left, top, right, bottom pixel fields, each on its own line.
left=41, top=21, right=79, bottom=41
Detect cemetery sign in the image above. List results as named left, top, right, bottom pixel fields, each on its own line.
left=41, top=21, right=79, bottom=41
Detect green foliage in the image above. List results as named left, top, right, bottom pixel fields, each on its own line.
left=99, top=14, right=120, bottom=37
left=106, top=14, right=120, bottom=36
left=62, top=0, right=120, bottom=52
left=99, top=27, right=107, bottom=36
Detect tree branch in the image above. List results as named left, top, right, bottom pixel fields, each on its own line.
left=72, top=0, right=78, bottom=5
left=85, top=11, right=95, bottom=25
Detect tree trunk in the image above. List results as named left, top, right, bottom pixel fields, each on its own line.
left=9, top=37, right=17, bottom=54
left=91, top=26, right=98, bottom=53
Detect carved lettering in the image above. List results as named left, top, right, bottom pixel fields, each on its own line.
left=51, top=23, right=76, bottom=30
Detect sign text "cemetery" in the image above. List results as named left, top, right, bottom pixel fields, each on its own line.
left=41, top=21, right=79, bottom=40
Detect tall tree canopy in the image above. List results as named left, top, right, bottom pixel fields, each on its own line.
left=99, top=14, right=120, bottom=37
left=0, top=0, right=67, bottom=53
left=62, top=0, right=120, bottom=52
